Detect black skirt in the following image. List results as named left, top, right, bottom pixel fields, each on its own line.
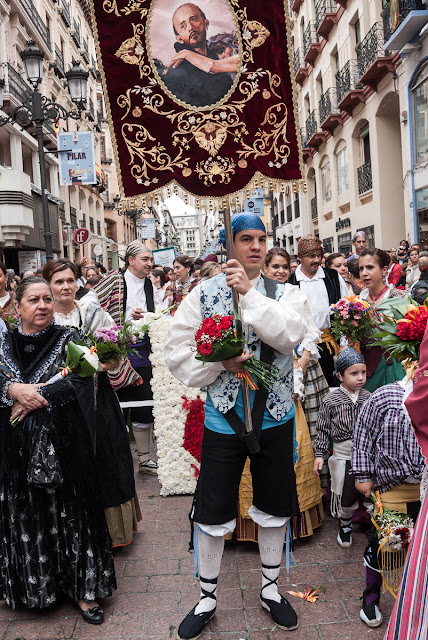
left=95, top=373, right=136, bottom=509
left=0, top=378, right=116, bottom=609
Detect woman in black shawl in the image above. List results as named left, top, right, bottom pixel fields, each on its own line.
left=0, top=277, right=115, bottom=623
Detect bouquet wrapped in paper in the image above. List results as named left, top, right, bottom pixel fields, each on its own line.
left=90, top=322, right=137, bottom=364
left=370, top=296, right=428, bottom=362
left=330, top=295, right=374, bottom=348
left=194, top=312, right=279, bottom=390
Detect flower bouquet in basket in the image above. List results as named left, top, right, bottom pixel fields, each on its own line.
left=370, top=490, right=414, bottom=596
left=369, top=296, right=427, bottom=362
left=89, top=322, right=137, bottom=364
left=330, top=295, right=373, bottom=349
left=194, top=312, right=279, bottom=390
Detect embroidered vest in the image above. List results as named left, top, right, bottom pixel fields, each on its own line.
left=200, top=274, right=294, bottom=420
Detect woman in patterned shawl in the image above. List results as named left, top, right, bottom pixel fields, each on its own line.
left=0, top=277, right=115, bottom=624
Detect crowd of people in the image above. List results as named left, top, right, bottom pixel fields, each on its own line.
left=0, top=222, right=426, bottom=640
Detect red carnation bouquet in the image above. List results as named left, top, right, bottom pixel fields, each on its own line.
left=194, top=313, right=279, bottom=390
left=370, top=296, right=428, bottom=361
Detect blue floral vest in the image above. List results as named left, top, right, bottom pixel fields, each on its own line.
left=200, top=274, right=294, bottom=420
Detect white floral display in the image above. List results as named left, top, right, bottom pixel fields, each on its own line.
left=149, top=317, right=204, bottom=496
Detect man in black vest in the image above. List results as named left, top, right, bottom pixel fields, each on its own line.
left=288, top=235, right=349, bottom=386
left=95, top=240, right=160, bottom=473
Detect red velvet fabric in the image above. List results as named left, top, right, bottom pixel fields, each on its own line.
left=405, top=323, right=428, bottom=462
left=91, top=0, right=302, bottom=198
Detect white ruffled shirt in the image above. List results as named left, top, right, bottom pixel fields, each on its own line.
left=124, top=269, right=161, bottom=321
left=294, top=265, right=349, bottom=331
left=164, top=274, right=309, bottom=389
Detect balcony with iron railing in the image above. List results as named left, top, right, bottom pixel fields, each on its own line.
left=306, top=110, right=327, bottom=149
left=319, top=87, right=343, bottom=134
left=80, top=39, right=90, bottom=64
left=53, top=44, right=65, bottom=78
left=336, top=60, right=366, bottom=114
left=17, top=0, right=51, bottom=51
left=303, top=22, right=322, bottom=65
left=71, top=20, right=82, bottom=48
left=300, top=127, right=313, bottom=162
left=2, top=64, right=32, bottom=106
left=89, top=98, right=95, bottom=121
left=58, top=0, right=71, bottom=28
left=382, top=0, right=428, bottom=49
left=356, top=23, right=396, bottom=90
left=315, top=0, right=339, bottom=40
left=357, top=161, right=372, bottom=195
left=90, top=55, right=98, bottom=79
left=70, top=207, right=77, bottom=228
left=311, top=197, right=318, bottom=220
left=293, top=48, right=310, bottom=85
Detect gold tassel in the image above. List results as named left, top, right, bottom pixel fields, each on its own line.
left=379, top=546, right=407, bottom=598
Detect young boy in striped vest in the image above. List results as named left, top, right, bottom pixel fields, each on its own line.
left=313, top=348, right=371, bottom=548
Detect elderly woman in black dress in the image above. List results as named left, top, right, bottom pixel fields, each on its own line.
left=0, top=276, right=115, bottom=623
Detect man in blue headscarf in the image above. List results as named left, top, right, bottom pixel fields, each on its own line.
left=165, top=213, right=309, bottom=639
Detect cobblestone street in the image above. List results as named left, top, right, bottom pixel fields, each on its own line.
left=0, top=447, right=394, bottom=640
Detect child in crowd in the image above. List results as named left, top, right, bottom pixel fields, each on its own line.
left=313, top=348, right=371, bottom=548
left=352, top=380, right=425, bottom=628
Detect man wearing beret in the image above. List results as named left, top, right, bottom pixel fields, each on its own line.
left=288, top=235, right=349, bottom=386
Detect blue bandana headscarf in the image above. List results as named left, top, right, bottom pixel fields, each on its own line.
left=335, top=347, right=366, bottom=376
left=219, top=213, right=266, bottom=248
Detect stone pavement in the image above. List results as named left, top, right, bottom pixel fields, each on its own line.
left=0, top=448, right=394, bottom=640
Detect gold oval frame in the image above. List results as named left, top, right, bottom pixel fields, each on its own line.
left=146, top=0, right=244, bottom=112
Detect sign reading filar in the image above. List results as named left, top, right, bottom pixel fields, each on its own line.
left=58, top=132, right=96, bottom=186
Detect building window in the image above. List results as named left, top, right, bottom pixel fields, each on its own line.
left=321, top=162, right=332, bottom=203
left=336, top=147, right=349, bottom=195
left=338, top=232, right=352, bottom=256
left=323, top=236, right=334, bottom=253
left=412, top=63, right=428, bottom=165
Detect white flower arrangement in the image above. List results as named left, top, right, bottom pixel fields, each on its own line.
left=149, top=317, right=204, bottom=496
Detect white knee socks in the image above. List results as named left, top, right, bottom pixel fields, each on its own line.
left=132, top=422, right=152, bottom=463
left=258, top=523, right=287, bottom=603
left=194, top=528, right=224, bottom=615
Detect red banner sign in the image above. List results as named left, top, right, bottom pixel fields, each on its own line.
left=90, top=0, right=303, bottom=201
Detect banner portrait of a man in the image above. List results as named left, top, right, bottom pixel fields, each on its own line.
left=148, top=0, right=241, bottom=109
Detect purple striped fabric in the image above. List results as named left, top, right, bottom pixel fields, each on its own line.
left=384, top=495, right=428, bottom=640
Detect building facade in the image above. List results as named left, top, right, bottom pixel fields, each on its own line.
left=0, top=0, right=128, bottom=271
left=289, top=0, right=428, bottom=254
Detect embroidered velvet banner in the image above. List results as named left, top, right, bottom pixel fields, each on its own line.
left=90, top=0, right=303, bottom=201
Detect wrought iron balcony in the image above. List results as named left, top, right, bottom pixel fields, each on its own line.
left=336, top=61, right=365, bottom=114
left=357, top=23, right=396, bottom=89
left=315, top=0, right=338, bottom=40
left=53, top=44, right=65, bottom=78
left=89, top=98, right=95, bottom=121
left=306, top=110, right=327, bottom=148
left=383, top=0, right=426, bottom=45
left=319, top=87, right=343, bottom=133
left=357, top=161, right=372, bottom=195
left=303, top=22, right=322, bottom=65
left=300, top=128, right=313, bottom=162
left=80, top=39, right=90, bottom=65
left=3, top=64, right=32, bottom=104
left=70, top=207, right=77, bottom=228
left=17, top=0, right=51, bottom=51
left=90, top=56, right=98, bottom=79
left=58, top=0, right=71, bottom=28
left=311, top=197, right=318, bottom=220
left=71, top=20, right=82, bottom=48
left=293, top=48, right=309, bottom=85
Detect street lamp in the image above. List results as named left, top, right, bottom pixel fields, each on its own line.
left=0, top=41, right=89, bottom=260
